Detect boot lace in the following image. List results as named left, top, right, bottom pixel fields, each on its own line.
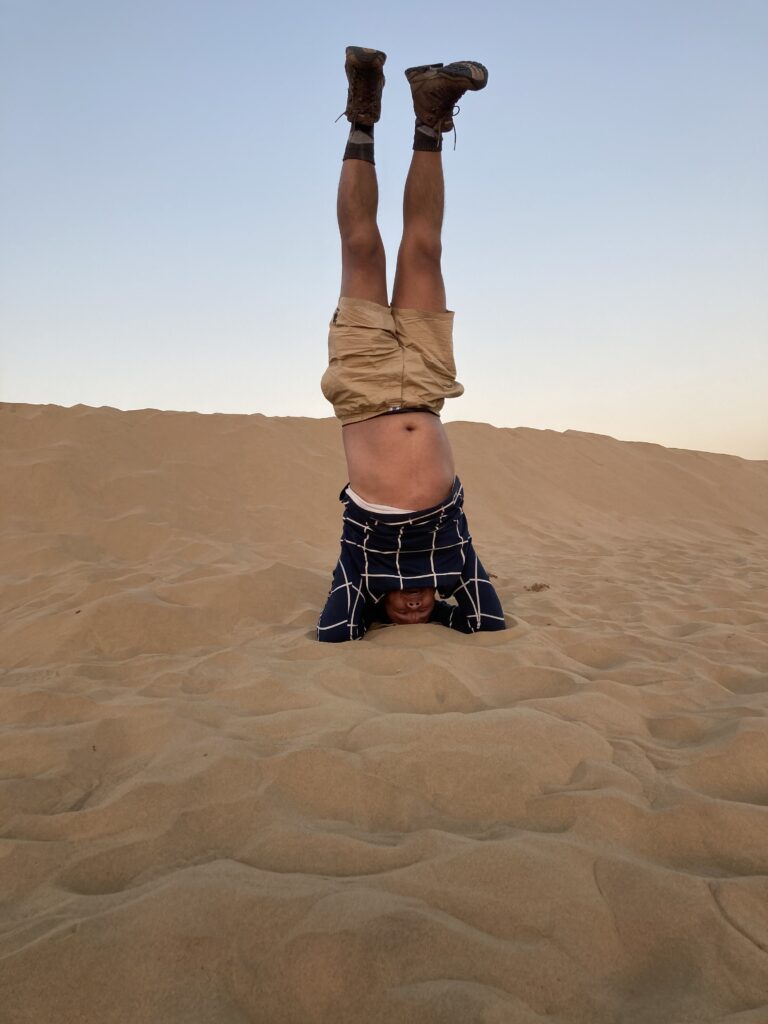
left=435, top=104, right=461, bottom=151
left=335, top=67, right=381, bottom=123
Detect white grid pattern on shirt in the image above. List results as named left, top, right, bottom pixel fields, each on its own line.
left=321, top=534, right=503, bottom=637
left=318, top=479, right=504, bottom=640
left=317, top=557, right=369, bottom=639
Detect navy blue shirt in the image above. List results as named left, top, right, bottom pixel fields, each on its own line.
left=317, top=477, right=506, bottom=642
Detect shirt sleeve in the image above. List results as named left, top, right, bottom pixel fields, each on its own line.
left=433, top=546, right=506, bottom=634
left=316, top=552, right=371, bottom=642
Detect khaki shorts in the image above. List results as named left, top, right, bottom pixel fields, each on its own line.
left=320, top=297, right=465, bottom=426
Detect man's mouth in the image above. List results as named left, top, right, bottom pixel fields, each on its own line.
left=392, top=608, right=429, bottom=623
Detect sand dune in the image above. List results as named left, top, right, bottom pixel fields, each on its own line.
left=2, top=402, right=768, bottom=1023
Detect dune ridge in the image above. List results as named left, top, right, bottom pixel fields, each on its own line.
left=1, top=402, right=767, bottom=1024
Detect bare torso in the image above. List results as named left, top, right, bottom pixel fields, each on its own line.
left=342, top=412, right=455, bottom=510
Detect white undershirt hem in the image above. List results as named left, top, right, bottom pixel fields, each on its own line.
left=345, top=486, right=415, bottom=515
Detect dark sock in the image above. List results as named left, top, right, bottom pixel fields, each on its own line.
left=343, top=122, right=375, bottom=164
left=413, top=119, right=442, bottom=152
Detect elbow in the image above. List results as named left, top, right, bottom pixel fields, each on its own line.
left=316, top=621, right=365, bottom=643
left=480, top=616, right=507, bottom=633
left=317, top=627, right=349, bottom=643
left=470, top=615, right=507, bottom=634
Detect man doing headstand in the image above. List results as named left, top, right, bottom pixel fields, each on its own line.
left=317, top=46, right=506, bottom=643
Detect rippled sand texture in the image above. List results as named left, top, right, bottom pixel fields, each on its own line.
left=2, top=402, right=768, bottom=1024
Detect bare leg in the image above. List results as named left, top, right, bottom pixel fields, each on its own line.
left=391, top=151, right=446, bottom=312
left=338, top=159, right=388, bottom=306
left=340, top=149, right=456, bottom=511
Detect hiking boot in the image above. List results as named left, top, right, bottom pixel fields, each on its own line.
left=405, top=60, right=488, bottom=132
left=343, top=45, right=387, bottom=125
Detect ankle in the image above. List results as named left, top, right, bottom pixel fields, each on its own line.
left=344, top=122, right=375, bottom=164
left=413, top=120, right=442, bottom=152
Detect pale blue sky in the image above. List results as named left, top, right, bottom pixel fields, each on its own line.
left=2, top=0, right=766, bottom=458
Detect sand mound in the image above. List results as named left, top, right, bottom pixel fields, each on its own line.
left=2, top=402, right=768, bottom=1023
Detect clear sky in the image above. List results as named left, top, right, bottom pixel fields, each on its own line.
left=2, top=0, right=767, bottom=459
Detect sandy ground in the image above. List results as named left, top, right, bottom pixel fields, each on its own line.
left=2, top=401, right=768, bottom=1024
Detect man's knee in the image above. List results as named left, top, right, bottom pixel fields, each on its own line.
left=399, top=234, right=442, bottom=269
left=342, top=230, right=385, bottom=267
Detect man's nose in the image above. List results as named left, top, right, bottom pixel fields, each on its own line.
left=406, top=595, right=422, bottom=608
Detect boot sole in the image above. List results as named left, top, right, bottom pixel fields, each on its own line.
left=405, top=61, right=488, bottom=90
left=346, top=46, right=387, bottom=69
left=404, top=62, right=444, bottom=76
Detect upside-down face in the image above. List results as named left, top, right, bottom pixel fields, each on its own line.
left=383, top=587, right=436, bottom=625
